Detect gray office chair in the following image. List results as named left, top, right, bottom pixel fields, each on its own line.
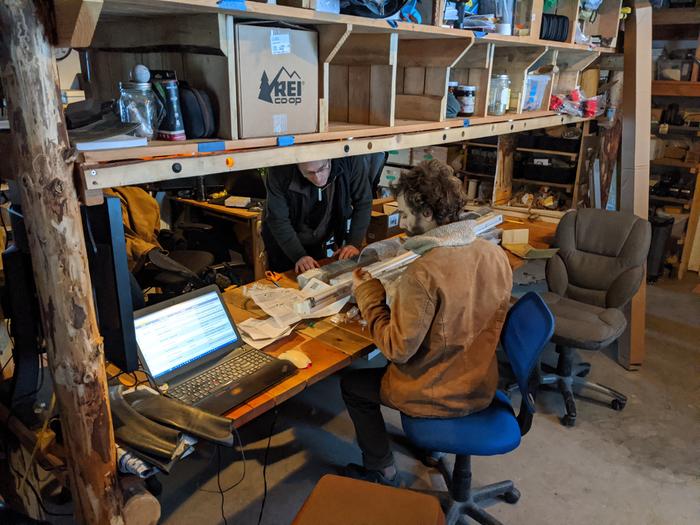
left=541, top=209, right=651, bottom=427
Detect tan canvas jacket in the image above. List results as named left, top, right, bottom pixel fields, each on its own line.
left=355, top=224, right=513, bottom=418
left=104, top=187, right=162, bottom=272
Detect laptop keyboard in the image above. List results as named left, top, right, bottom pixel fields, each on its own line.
left=169, top=349, right=277, bottom=404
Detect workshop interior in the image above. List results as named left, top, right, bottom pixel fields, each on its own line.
left=0, top=1, right=699, bottom=525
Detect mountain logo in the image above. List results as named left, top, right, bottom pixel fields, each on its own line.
left=258, top=67, right=303, bottom=105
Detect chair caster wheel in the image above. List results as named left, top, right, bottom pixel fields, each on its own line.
left=611, top=399, right=626, bottom=411
left=561, top=414, right=576, bottom=427
left=503, top=488, right=521, bottom=504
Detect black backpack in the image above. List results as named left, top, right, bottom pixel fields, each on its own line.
left=179, top=81, right=216, bottom=139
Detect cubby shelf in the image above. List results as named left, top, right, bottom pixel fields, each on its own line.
left=72, top=0, right=608, bottom=193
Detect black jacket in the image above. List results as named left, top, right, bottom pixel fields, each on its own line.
left=263, top=154, right=382, bottom=265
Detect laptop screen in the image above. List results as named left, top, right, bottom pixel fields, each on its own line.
left=134, top=289, right=239, bottom=379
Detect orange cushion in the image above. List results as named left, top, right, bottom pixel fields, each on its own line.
left=292, top=474, right=445, bottom=525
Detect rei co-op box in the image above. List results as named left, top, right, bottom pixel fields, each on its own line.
left=235, top=23, right=318, bottom=138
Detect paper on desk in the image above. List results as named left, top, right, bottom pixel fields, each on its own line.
left=246, top=279, right=351, bottom=334
left=238, top=317, right=292, bottom=341
left=300, top=277, right=331, bottom=298
left=246, top=284, right=304, bottom=326
left=240, top=324, right=295, bottom=350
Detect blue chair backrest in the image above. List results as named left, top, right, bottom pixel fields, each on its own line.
left=500, top=292, right=554, bottom=433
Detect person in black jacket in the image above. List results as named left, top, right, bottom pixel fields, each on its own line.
left=262, top=154, right=384, bottom=273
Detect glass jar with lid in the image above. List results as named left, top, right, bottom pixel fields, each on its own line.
left=117, top=81, right=162, bottom=139
left=488, top=74, right=512, bottom=116
left=458, top=85, right=476, bottom=117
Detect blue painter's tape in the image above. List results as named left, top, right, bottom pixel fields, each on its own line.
left=463, top=119, right=470, bottom=127
left=387, top=19, right=398, bottom=28
left=473, top=31, right=487, bottom=38
left=217, top=0, right=247, bottom=11
left=277, top=135, right=295, bottom=147
left=198, top=141, right=226, bottom=153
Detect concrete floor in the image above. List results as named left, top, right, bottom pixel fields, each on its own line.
left=158, top=273, right=700, bottom=525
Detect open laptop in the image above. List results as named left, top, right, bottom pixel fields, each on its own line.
left=134, top=285, right=295, bottom=415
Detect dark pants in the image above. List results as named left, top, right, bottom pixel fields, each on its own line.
left=340, top=366, right=395, bottom=471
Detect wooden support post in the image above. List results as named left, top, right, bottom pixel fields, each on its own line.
left=0, top=2, right=125, bottom=524
left=619, top=2, right=652, bottom=370
left=54, top=0, right=103, bottom=48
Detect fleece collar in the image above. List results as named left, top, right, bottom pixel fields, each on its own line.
left=403, top=219, right=477, bottom=255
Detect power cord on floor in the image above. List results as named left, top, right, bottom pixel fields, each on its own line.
left=198, top=426, right=247, bottom=525
left=3, top=439, right=72, bottom=518
left=216, top=446, right=228, bottom=525
left=199, top=427, right=247, bottom=494
left=257, top=409, right=278, bottom=525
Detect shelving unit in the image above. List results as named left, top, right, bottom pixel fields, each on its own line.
left=651, top=6, right=700, bottom=278
left=462, top=122, right=591, bottom=217
left=60, top=0, right=619, bottom=197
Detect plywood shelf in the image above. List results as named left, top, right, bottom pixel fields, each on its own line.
left=459, top=170, right=496, bottom=179
left=651, top=158, right=697, bottom=170
left=511, top=178, right=574, bottom=191
left=516, top=147, right=578, bottom=158
left=96, top=0, right=615, bottom=52
left=652, top=80, right=700, bottom=97
left=466, top=142, right=498, bottom=148
left=652, top=7, right=700, bottom=26
left=79, top=112, right=589, bottom=192
left=649, top=194, right=691, bottom=205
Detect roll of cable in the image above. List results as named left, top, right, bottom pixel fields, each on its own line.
left=540, top=14, right=569, bottom=42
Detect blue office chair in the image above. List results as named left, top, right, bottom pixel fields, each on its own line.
left=401, top=292, right=554, bottom=525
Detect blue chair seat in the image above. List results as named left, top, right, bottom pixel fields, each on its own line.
left=401, top=391, right=521, bottom=457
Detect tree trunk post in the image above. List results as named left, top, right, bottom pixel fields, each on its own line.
left=0, top=2, right=125, bottom=523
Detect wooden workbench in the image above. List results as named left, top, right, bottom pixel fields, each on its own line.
left=220, top=272, right=376, bottom=427
left=500, top=218, right=558, bottom=270
left=174, top=197, right=266, bottom=281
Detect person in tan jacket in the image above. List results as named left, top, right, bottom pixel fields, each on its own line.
left=340, top=160, right=513, bottom=486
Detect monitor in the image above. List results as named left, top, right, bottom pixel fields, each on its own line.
left=82, top=196, right=140, bottom=372
left=134, top=286, right=240, bottom=381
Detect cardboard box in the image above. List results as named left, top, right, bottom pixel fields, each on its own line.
left=411, top=146, right=464, bottom=170
left=366, top=202, right=401, bottom=242
left=663, top=145, right=688, bottom=160
left=235, top=23, right=318, bottom=138
left=379, top=165, right=403, bottom=188
left=387, top=149, right=412, bottom=166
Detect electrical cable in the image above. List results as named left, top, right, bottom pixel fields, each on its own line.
left=199, top=426, right=247, bottom=494
left=4, top=446, right=73, bottom=518
left=198, top=425, right=247, bottom=525
left=217, top=446, right=229, bottom=525
left=257, top=409, right=278, bottom=525
left=19, top=473, right=73, bottom=517
left=19, top=393, right=56, bottom=493
left=0, top=354, right=12, bottom=375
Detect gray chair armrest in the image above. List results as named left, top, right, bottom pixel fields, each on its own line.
left=605, top=266, right=644, bottom=309
left=545, top=254, right=569, bottom=297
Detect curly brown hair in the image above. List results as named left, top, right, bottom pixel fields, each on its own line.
left=392, top=160, right=467, bottom=226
